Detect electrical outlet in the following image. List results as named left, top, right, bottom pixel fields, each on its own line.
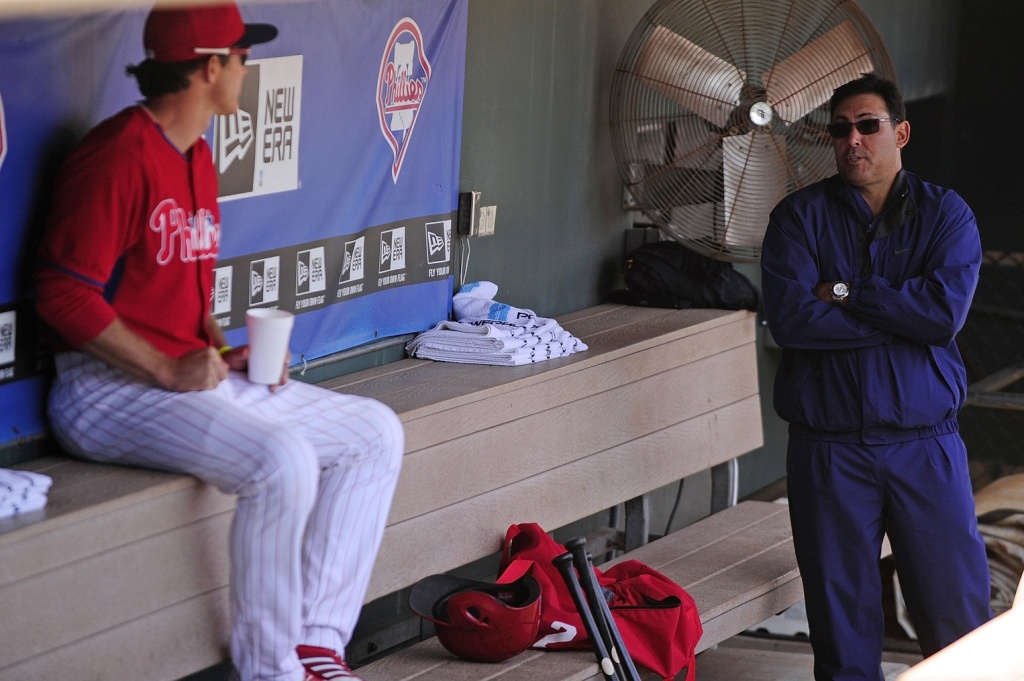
left=456, top=192, right=496, bottom=237
left=477, top=205, right=497, bottom=237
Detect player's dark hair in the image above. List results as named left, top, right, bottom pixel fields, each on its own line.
left=125, top=55, right=228, bottom=98
left=830, top=73, right=906, bottom=123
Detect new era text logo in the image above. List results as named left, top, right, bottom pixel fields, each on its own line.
left=250, top=256, right=280, bottom=305
left=297, top=247, right=326, bottom=295
left=0, top=310, right=15, bottom=366
left=212, top=266, right=233, bottom=315
left=264, top=86, right=296, bottom=164
left=214, top=57, right=303, bottom=200
left=339, top=237, right=365, bottom=284
left=380, top=228, right=406, bottom=273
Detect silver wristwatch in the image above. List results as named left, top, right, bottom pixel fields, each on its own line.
left=831, top=281, right=850, bottom=303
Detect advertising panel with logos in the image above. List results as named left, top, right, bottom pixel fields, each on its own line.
left=0, top=0, right=467, bottom=448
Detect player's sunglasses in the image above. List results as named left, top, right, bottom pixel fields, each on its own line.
left=827, top=117, right=900, bottom=139
left=194, top=47, right=252, bottom=64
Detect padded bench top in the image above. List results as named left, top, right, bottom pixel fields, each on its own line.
left=319, top=305, right=748, bottom=419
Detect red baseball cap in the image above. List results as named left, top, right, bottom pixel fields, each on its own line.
left=144, top=2, right=278, bottom=63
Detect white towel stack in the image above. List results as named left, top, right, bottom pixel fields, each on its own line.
left=407, top=281, right=588, bottom=366
left=0, top=468, right=53, bottom=521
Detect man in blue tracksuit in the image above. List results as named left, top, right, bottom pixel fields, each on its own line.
left=761, top=74, right=992, bottom=680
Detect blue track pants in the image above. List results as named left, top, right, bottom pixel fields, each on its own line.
left=787, top=432, right=992, bottom=681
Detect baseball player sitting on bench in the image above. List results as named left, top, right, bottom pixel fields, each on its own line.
left=33, top=4, right=403, bottom=680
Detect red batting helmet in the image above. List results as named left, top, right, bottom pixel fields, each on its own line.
left=409, top=570, right=542, bottom=663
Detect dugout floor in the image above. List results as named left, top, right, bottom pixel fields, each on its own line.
left=697, top=634, right=921, bottom=680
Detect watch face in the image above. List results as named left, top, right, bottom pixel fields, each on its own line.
left=833, top=282, right=850, bottom=298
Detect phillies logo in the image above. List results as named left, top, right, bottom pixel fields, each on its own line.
left=0, top=91, right=7, bottom=174
left=149, top=199, right=220, bottom=265
left=377, top=18, right=431, bottom=183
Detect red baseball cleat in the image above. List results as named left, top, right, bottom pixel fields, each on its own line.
left=297, top=645, right=363, bottom=680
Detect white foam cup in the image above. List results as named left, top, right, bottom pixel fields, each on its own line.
left=245, top=308, right=294, bottom=384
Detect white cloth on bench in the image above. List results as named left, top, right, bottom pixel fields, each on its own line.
left=407, top=282, right=588, bottom=365
left=407, top=318, right=584, bottom=365
left=0, top=468, right=53, bottom=520
left=450, top=280, right=533, bottom=323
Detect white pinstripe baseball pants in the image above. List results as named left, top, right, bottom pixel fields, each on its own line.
left=48, top=352, right=403, bottom=681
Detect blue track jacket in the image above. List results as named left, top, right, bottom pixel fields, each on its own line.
left=761, top=170, right=981, bottom=444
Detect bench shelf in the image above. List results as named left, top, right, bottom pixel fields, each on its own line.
left=0, top=304, right=769, bottom=680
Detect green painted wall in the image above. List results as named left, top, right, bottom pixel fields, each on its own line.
left=455, top=0, right=962, bottom=499
left=456, top=0, right=652, bottom=316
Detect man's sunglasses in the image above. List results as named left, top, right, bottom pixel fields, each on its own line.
left=826, top=117, right=900, bottom=139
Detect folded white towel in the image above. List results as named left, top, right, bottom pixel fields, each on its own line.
left=408, top=282, right=588, bottom=366
left=0, top=468, right=52, bottom=494
left=408, top=317, right=588, bottom=365
left=0, top=491, right=50, bottom=519
left=408, top=333, right=582, bottom=358
left=0, top=468, right=53, bottom=520
left=407, top=339, right=582, bottom=366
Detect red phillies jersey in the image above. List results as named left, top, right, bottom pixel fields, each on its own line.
left=36, top=106, right=221, bottom=359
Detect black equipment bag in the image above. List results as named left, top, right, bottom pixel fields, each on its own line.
left=610, top=240, right=759, bottom=311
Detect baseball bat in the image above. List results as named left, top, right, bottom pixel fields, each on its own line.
left=552, top=552, right=620, bottom=681
left=565, top=537, right=642, bottom=681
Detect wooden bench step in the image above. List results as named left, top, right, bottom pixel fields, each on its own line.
left=695, top=645, right=910, bottom=681
left=0, top=456, right=233, bottom=589
left=358, top=500, right=800, bottom=681
left=0, top=457, right=234, bottom=679
left=605, top=500, right=800, bottom=653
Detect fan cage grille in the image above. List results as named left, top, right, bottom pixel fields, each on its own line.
left=610, top=0, right=896, bottom=262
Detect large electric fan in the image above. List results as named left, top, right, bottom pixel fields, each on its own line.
left=610, top=0, right=895, bottom=262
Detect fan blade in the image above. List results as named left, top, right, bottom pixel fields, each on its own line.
left=633, top=25, right=745, bottom=128
left=762, top=21, right=875, bottom=123
left=630, top=118, right=722, bottom=207
left=670, top=116, right=722, bottom=169
left=721, top=132, right=788, bottom=248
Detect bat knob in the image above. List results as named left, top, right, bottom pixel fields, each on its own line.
left=552, top=552, right=574, bottom=568
left=565, top=536, right=588, bottom=551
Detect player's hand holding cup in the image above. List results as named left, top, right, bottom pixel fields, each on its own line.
left=245, top=308, right=294, bottom=385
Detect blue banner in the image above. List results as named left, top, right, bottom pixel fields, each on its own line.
left=0, top=0, right=467, bottom=447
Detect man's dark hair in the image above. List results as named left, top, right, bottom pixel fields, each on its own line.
left=125, top=55, right=227, bottom=98
left=830, top=73, right=906, bottom=123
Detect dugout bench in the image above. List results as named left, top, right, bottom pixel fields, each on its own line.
left=0, top=304, right=801, bottom=680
